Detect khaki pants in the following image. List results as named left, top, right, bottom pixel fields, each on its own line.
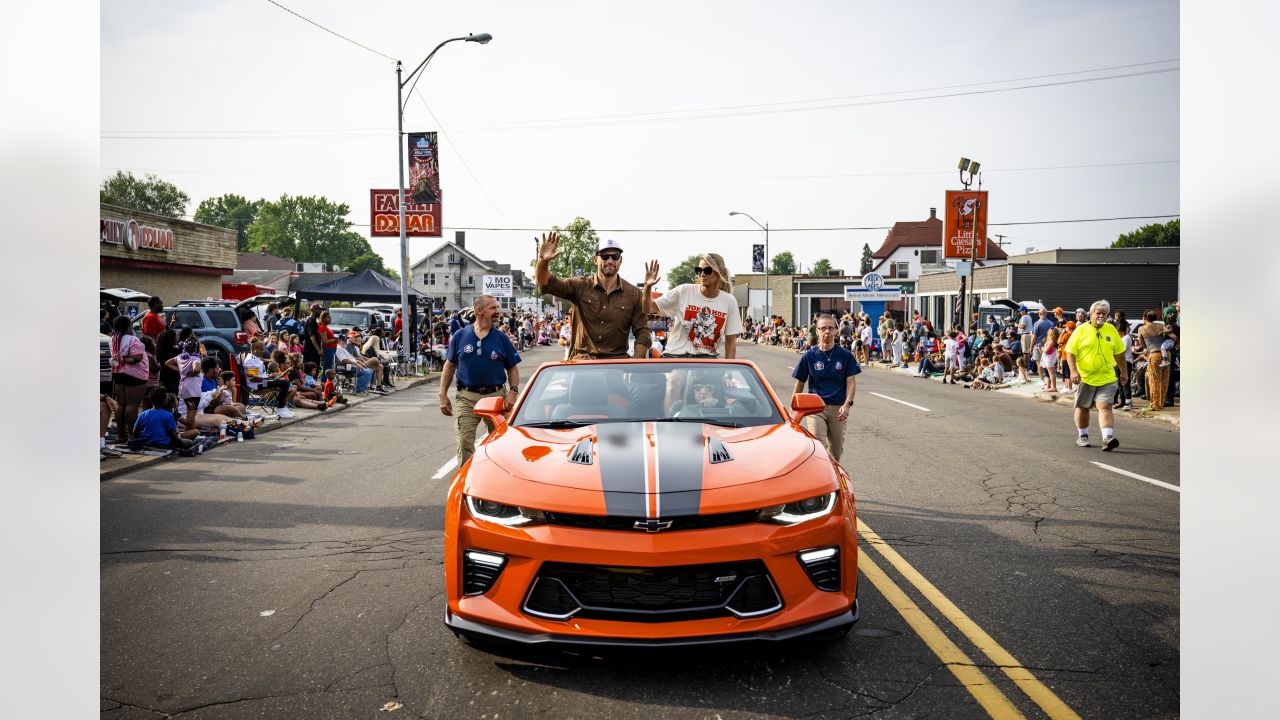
left=804, top=405, right=846, bottom=461
left=454, top=388, right=502, bottom=467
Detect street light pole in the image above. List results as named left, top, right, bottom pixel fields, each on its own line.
left=729, top=211, right=769, bottom=323
left=957, top=157, right=982, bottom=336
left=395, top=32, right=491, bottom=360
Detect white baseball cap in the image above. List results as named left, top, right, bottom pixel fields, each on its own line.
left=597, top=238, right=623, bottom=254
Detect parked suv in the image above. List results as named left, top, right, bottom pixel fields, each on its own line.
left=133, top=295, right=294, bottom=376
left=326, top=307, right=383, bottom=335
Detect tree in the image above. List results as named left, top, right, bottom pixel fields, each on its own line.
left=770, top=251, right=797, bottom=275
left=193, top=194, right=263, bottom=252
left=246, top=194, right=376, bottom=271
left=346, top=252, right=398, bottom=279
left=666, top=254, right=704, bottom=287
left=1111, top=219, right=1179, bottom=248
left=811, top=258, right=833, bottom=276
left=100, top=171, right=190, bottom=218
left=532, top=216, right=600, bottom=293
left=860, top=243, right=874, bottom=274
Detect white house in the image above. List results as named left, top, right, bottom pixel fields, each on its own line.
left=867, top=207, right=1008, bottom=318
left=409, top=232, right=534, bottom=312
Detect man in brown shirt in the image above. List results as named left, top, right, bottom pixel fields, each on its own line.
left=536, top=231, right=653, bottom=359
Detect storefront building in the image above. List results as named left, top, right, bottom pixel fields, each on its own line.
left=100, top=203, right=237, bottom=304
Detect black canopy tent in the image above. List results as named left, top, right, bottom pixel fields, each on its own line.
left=296, top=269, right=428, bottom=357
left=295, top=269, right=428, bottom=304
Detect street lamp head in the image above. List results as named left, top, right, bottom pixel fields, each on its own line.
left=466, top=32, right=493, bottom=44
left=968, top=161, right=981, bottom=175
left=728, top=211, right=739, bottom=216
left=958, top=157, right=971, bottom=172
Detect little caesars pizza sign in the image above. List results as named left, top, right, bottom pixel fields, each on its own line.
left=482, top=275, right=513, bottom=297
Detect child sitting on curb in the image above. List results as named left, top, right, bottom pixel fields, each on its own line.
left=132, top=387, right=197, bottom=451
left=323, top=369, right=347, bottom=407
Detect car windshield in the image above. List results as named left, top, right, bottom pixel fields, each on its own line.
left=514, top=362, right=783, bottom=427
left=328, top=310, right=370, bottom=327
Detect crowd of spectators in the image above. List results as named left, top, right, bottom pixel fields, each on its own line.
left=737, top=303, right=1180, bottom=408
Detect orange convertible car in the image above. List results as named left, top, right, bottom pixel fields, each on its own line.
left=443, top=358, right=858, bottom=647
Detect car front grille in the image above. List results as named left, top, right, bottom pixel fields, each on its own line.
left=523, top=560, right=782, bottom=623
left=542, top=509, right=761, bottom=532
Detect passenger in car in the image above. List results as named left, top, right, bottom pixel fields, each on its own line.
left=535, top=232, right=652, bottom=359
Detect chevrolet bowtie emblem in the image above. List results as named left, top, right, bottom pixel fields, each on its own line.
left=633, top=519, right=674, bottom=533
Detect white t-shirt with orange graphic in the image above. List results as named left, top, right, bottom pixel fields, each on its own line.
left=654, top=284, right=743, bottom=356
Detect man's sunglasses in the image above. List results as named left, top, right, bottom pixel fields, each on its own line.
left=694, top=266, right=716, bottom=276
left=597, top=252, right=622, bottom=261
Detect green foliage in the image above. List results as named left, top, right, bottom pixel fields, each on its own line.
left=531, top=217, right=600, bottom=294
left=667, top=254, right=704, bottom=287
left=193, top=194, right=262, bottom=252
left=346, top=252, right=398, bottom=279
left=811, top=258, right=833, bottom=276
left=100, top=171, right=190, bottom=218
left=860, top=243, right=874, bottom=274
left=246, top=194, right=375, bottom=271
left=1111, top=219, right=1179, bottom=248
left=770, top=251, right=796, bottom=275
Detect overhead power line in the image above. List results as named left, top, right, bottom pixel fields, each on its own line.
left=263, top=0, right=395, bottom=62
left=98, top=159, right=1180, bottom=183
left=174, top=213, right=1178, bottom=232
left=101, top=59, right=1178, bottom=140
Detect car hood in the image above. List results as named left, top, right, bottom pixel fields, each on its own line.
left=478, top=420, right=818, bottom=516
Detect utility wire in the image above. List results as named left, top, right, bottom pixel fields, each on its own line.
left=446, top=58, right=1181, bottom=129
left=98, top=159, right=1179, bottom=183
left=410, top=90, right=514, bottom=229
left=263, top=0, right=395, bottom=62
left=172, top=213, right=1178, bottom=232
left=101, top=61, right=1178, bottom=139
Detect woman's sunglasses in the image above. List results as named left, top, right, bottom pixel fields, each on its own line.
left=694, top=266, right=716, bottom=276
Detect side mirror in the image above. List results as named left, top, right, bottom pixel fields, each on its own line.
left=473, top=396, right=508, bottom=426
left=790, top=393, right=825, bottom=423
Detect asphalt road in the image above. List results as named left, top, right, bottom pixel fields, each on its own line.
left=101, top=342, right=1178, bottom=719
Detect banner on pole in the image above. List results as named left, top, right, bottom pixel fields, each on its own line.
left=752, top=244, right=765, bottom=273
left=369, top=189, right=441, bottom=237
left=407, top=132, right=441, bottom=204
left=944, top=190, right=988, bottom=260
left=483, top=274, right=513, bottom=297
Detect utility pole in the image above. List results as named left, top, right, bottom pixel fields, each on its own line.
left=995, top=233, right=1008, bottom=249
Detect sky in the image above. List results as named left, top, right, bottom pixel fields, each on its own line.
left=100, top=0, right=1179, bottom=290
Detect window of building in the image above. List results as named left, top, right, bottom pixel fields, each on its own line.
left=447, top=253, right=456, bottom=263
left=894, top=261, right=910, bottom=278
left=465, top=276, right=474, bottom=287
left=433, top=261, right=443, bottom=268
left=423, top=273, right=436, bottom=285
left=919, top=249, right=940, bottom=265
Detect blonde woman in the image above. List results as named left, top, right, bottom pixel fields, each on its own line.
left=645, top=252, right=742, bottom=359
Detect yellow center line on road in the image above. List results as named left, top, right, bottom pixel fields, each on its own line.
left=858, top=519, right=1083, bottom=720
left=856, top=548, right=1024, bottom=719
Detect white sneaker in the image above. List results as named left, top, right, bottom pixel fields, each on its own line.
left=1076, top=434, right=1090, bottom=447
left=276, top=407, right=295, bottom=419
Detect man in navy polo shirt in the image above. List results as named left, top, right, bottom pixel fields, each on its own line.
left=438, top=294, right=522, bottom=467
left=791, top=313, right=860, bottom=462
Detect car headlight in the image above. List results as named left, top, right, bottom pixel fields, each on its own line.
left=464, top=495, right=546, bottom=527
left=758, top=491, right=838, bottom=525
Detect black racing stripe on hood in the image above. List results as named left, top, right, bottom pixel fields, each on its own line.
left=596, top=423, right=647, bottom=517
left=656, top=422, right=705, bottom=516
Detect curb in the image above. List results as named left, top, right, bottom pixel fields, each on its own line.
left=99, top=373, right=441, bottom=482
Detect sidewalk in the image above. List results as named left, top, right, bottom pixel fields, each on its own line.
left=99, top=372, right=441, bottom=481
left=749, top=341, right=1179, bottom=429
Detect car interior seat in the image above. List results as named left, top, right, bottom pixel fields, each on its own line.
left=551, top=373, right=622, bottom=420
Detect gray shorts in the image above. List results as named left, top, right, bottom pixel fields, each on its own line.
left=1075, top=381, right=1119, bottom=409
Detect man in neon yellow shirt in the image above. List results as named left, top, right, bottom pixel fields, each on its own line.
left=1065, top=299, right=1129, bottom=450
